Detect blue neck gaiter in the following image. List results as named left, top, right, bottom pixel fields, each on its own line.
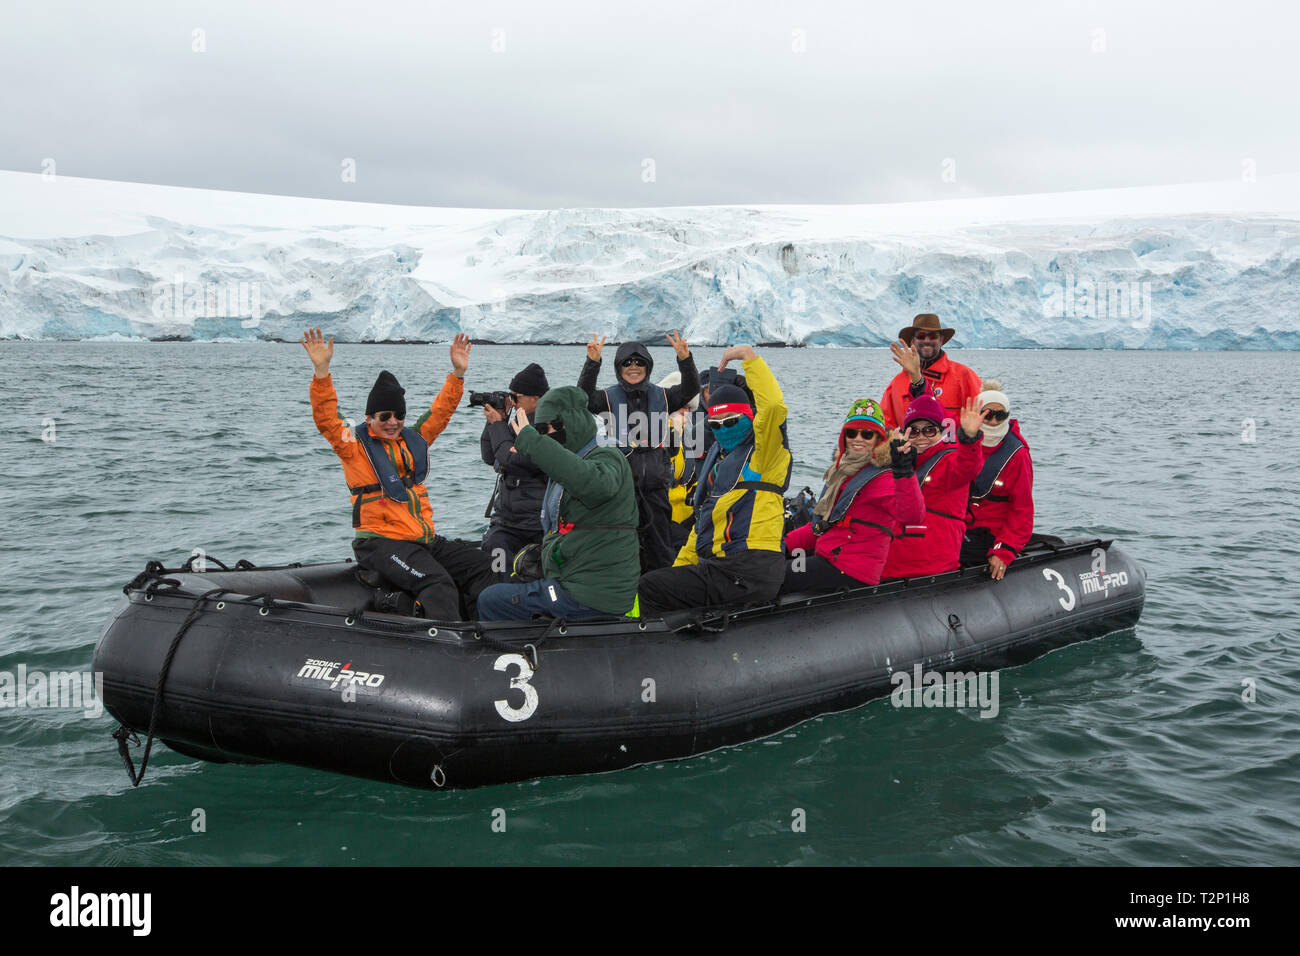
left=714, top=416, right=754, bottom=453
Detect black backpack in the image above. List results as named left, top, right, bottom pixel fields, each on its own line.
left=783, top=486, right=818, bottom=536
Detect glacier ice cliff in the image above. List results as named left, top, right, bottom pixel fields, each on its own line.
left=3, top=173, right=1299, bottom=348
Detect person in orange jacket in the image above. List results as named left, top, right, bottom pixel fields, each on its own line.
left=881, top=313, right=983, bottom=431
left=302, top=328, right=501, bottom=621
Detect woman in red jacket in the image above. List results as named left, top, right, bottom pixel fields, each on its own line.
left=961, top=381, right=1033, bottom=581
left=781, top=399, right=924, bottom=592
left=881, top=393, right=984, bottom=578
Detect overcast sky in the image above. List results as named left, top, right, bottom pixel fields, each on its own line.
left=2, top=0, right=1297, bottom=208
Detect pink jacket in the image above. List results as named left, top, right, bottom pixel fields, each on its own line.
left=881, top=431, right=984, bottom=578
left=784, top=432, right=924, bottom=585
left=967, top=419, right=1034, bottom=566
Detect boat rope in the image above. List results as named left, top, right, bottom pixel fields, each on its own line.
left=469, top=616, right=568, bottom=669
left=182, top=553, right=230, bottom=571
left=122, top=560, right=167, bottom=595
left=695, top=611, right=732, bottom=635
left=112, top=586, right=230, bottom=787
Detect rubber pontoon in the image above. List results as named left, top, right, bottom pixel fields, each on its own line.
left=93, top=536, right=1145, bottom=790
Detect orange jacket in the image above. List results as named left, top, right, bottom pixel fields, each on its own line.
left=881, top=352, right=982, bottom=430
left=310, top=372, right=464, bottom=542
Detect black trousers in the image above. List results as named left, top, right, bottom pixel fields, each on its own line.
left=778, top=554, right=862, bottom=595
left=638, top=550, right=786, bottom=616
left=481, top=524, right=541, bottom=570
left=636, top=485, right=678, bottom=574
left=960, top=527, right=996, bottom=566
left=353, top=536, right=503, bottom=622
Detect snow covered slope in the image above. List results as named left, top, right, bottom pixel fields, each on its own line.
left=3, top=170, right=1299, bottom=347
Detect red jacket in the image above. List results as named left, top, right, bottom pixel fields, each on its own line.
left=966, top=420, right=1034, bottom=566
left=881, top=431, right=984, bottom=577
left=881, top=352, right=982, bottom=430
left=784, top=440, right=924, bottom=586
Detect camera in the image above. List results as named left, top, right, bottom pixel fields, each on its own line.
left=468, top=390, right=511, bottom=413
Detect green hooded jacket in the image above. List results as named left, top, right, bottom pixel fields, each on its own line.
left=514, top=386, right=640, bottom=615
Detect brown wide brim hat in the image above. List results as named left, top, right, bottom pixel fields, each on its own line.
left=899, top=313, right=956, bottom=346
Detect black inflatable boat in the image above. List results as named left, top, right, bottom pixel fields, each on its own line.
left=94, top=536, right=1144, bottom=790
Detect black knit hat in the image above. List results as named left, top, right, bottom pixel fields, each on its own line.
left=706, top=383, right=753, bottom=415
left=366, top=370, right=406, bottom=417
left=509, top=362, right=550, bottom=397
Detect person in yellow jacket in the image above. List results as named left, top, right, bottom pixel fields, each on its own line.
left=637, top=345, right=792, bottom=615
left=302, top=328, right=501, bottom=621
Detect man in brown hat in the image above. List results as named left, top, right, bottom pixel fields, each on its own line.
left=881, top=313, right=983, bottom=430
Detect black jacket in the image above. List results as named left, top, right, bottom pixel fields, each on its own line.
left=577, top=341, right=700, bottom=492
left=480, top=420, right=547, bottom=532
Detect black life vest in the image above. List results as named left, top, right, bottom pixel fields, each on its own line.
left=690, top=428, right=792, bottom=559
left=692, top=436, right=789, bottom=510
left=812, top=464, right=894, bottom=537
left=915, top=446, right=952, bottom=484
left=971, top=432, right=1026, bottom=502
left=602, top=382, right=671, bottom=451
left=348, top=424, right=430, bottom=528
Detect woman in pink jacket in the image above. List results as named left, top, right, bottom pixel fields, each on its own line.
left=881, top=393, right=985, bottom=578
left=962, top=380, right=1034, bottom=581
left=781, top=399, right=924, bottom=592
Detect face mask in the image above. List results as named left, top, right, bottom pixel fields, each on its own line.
left=538, top=421, right=567, bottom=446
left=981, top=420, right=1010, bottom=446
left=714, top=415, right=753, bottom=452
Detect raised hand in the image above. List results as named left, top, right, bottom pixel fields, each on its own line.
left=666, top=330, right=690, bottom=360
left=718, top=344, right=757, bottom=369
left=959, top=396, right=983, bottom=438
left=301, top=328, right=334, bottom=377
left=450, top=333, right=472, bottom=377
left=586, top=333, right=607, bottom=362
left=889, top=340, right=922, bottom=383
left=889, top=435, right=918, bottom=478
left=511, top=406, right=529, bottom=435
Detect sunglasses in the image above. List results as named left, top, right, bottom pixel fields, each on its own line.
left=905, top=424, right=940, bottom=437
left=707, top=415, right=744, bottom=431
left=538, top=421, right=562, bottom=434
left=375, top=411, right=404, bottom=423
left=913, top=331, right=941, bottom=342
left=843, top=428, right=881, bottom=440
left=620, top=358, right=647, bottom=368
left=981, top=409, right=1009, bottom=423
left=508, top=392, right=520, bottom=402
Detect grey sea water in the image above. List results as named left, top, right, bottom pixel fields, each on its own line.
left=0, top=342, right=1297, bottom=866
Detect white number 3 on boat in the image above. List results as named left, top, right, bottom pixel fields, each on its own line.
left=1041, top=568, right=1077, bottom=611
left=493, top=653, right=539, bottom=722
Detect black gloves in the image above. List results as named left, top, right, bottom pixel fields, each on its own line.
left=890, top=438, right=917, bottom=478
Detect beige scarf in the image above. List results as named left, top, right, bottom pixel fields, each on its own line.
left=813, top=449, right=873, bottom=522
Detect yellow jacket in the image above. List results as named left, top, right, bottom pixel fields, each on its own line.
left=675, top=356, right=791, bottom=564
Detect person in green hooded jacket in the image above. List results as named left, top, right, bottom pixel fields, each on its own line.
left=476, top=386, right=641, bottom=621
